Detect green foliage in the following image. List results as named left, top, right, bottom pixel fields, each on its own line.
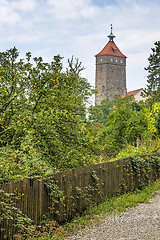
left=0, top=189, right=32, bottom=239
left=144, top=41, right=160, bottom=95
left=131, top=155, right=160, bottom=188
left=144, top=102, right=160, bottom=138
left=1, top=45, right=160, bottom=179
left=93, top=96, right=148, bottom=156
left=45, top=180, right=65, bottom=217
left=0, top=47, right=95, bottom=177
left=0, top=146, right=53, bottom=184
left=110, top=142, right=160, bottom=161
left=1, top=44, right=160, bottom=240
left=88, top=98, right=113, bottom=124
left=145, top=88, right=160, bottom=107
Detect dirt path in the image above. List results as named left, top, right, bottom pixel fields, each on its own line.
left=65, top=192, right=160, bottom=240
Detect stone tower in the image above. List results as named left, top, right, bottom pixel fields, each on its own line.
left=95, top=26, right=127, bottom=104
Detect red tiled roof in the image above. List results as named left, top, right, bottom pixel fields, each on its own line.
left=121, top=88, right=143, bottom=98
left=127, top=88, right=143, bottom=96
left=96, top=41, right=126, bottom=58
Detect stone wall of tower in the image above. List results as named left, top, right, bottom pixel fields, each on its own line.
left=95, top=54, right=126, bottom=104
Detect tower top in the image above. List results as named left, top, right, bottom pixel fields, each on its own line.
left=107, top=24, right=115, bottom=42
left=95, top=25, right=126, bottom=58
left=95, top=40, right=126, bottom=58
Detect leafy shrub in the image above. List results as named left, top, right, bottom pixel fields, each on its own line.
left=0, top=146, right=54, bottom=184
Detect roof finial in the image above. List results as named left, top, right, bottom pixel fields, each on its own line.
left=108, top=24, right=115, bottom=42
left=111, top=24, right=113, bottom=33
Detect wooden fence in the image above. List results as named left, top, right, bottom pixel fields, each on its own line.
left=136, top=138, right=159, bottom=148
left=0, top=154, right=160, bottom=239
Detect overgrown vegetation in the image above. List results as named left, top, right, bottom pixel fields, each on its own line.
left=0, top=41, right=160, bottom=238
left=0, top=189, right=32, bottom=239
left=0, top=47, right=96, bottom=182
left=1, top=43, right=160, bottom=183
left=88, top=41, right=160, bottom=159
left=58, top=180, right=160, bottom=240
left=1, top=154, right=159, bottom=239
left=14, top=180, right=160, bottom=239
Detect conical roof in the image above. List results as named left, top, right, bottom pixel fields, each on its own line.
left=96, top=41, right=126, bottom=58
left=96, top=25, right=126, bottom=58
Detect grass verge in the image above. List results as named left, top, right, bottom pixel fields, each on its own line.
left=18, top=179, right=160, bottom=240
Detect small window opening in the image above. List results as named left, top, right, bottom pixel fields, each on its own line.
left=102, top=85, right=105, bottom=93
left=112, top=47, right=117, bottom=53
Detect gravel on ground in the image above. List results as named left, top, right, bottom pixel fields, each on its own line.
left=65, top=192, right=160, bottom=240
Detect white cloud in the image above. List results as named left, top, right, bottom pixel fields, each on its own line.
left=7, top=34, right=40, bottom=44
left=11, top=0, right=37, bottom=12
left=0, top=0, right=37, bottom=26
left=47, top=0, right=99, bottom=19
left=0, top=0, right=21, bottom=24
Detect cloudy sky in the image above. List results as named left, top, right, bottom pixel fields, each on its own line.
left=0, top=0, right=159, bottom=103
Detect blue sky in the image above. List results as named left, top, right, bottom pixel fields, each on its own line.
left=0, top=0, right=160, bottom=104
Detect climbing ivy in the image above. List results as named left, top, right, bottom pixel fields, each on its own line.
left=0, top=189, right=32, bottom=239
left=119, top=155, right=160, bottom=193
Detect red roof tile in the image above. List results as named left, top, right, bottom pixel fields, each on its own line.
left=121, top=88, right=143, bottom=98
left=96, top=41, right=126, bottom=58
left=127, top=88, right=143, bottom=96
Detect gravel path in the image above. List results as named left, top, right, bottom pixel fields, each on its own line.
left=65, top=192, right=160, bottom=240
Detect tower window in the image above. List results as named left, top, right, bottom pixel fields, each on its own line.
left=110, top=58, right=113, bottom=62
left=102, top=85, right=105, bottom=93
left=115, top=59, right=118, bottom=63
left=112, top=47, right=117, bottom=53
left=100, top=58, right=103, bottom=62
left=120, top=60, right=123, bottom=63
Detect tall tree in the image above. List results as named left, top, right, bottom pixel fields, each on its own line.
left=0, top=47, right=95, bottom=170
left=145, top=41, right=160, bottom=95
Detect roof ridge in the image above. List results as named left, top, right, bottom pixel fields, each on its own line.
left=127, top=88, right=143, bottom=95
